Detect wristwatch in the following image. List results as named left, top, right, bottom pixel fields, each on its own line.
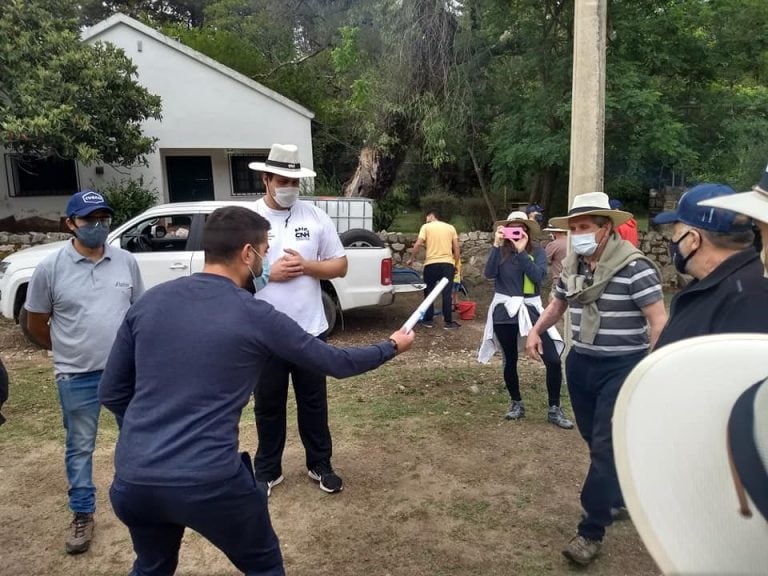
left=389, top=338, right=399, bottom=353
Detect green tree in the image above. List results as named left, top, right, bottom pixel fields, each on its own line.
left=0, top=0, right=162, bottom=165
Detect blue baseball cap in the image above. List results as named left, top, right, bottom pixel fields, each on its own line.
left=609, top=198, right=623, bottom=210
left=652, top=183, right=753, bottom=233
left=66, top=189, right=113, bottom=218
left=525, top=203, right=544, bottom=214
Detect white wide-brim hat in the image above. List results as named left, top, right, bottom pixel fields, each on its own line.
left=613, top=333, right=768, bottom=575
left=698, top=164, right=768, bottom=223
left=548, top=192, right=633, bottom=229
left=248, top=143, right=316, bottom=178
left=493, top=210, right=541, bottom=235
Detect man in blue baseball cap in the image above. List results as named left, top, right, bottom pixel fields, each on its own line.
left=652, top=183, right=768, bottom=347
left=24, top=189, right=144, bottom=555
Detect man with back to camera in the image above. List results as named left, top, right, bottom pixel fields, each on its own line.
left=406, top=208, right=461, bottom=329
left=99, top=206, right=415, bottom=576
left=24, top=189, right=144, bottom=554
left=652, top=183, right=768, bottom=347
left=525, top=192, right=668, bottom=567
left=248, top=143, right=349, bottom=495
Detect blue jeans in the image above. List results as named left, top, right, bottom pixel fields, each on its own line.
left=110, top=457, right=284, bottom=576
left=56, top=371, right=102, bottom=514
left=566, top=350, right=645, bottom=541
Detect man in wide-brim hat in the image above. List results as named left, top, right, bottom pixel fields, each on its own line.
left=525, top=192, right=668, bottom=566
left=248, top=143, right=350, bottom=497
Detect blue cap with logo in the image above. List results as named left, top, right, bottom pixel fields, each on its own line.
left=66, top=189, right=114, bottom=218
left=525, top=203, right=544, bottom=214
left=652, top=183, right=753, bottom=233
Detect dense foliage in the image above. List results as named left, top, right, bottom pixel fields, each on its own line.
left=5, top=0, right=767, bottom=216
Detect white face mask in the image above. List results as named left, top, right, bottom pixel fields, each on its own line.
left=274, top=186, right=299, bottom=208
left=571, top=232, right=599, bottom=256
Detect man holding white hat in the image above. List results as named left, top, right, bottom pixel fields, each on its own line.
left=652, top=183, right=768, bottom=348
left=525, top=192, right=667, bottom=566
left=248, top=144, right=349, bottom=495
left=699, top=163, right=768, bottom=276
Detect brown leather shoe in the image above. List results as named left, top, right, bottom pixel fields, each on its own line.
left=66, top=513, right=94, bottom=554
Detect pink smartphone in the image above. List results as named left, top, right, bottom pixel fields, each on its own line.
left=503, top=227, right=524, bottom=241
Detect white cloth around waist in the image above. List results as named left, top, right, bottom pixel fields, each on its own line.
left=477, top=293, right=564, bottom=364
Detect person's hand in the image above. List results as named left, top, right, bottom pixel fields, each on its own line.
left=268, top=253, right=304, bottom=281
left=406, top=257, right=415, bottom=267
left=525, top=330, right=544, bottom=362
left=389, top=328, right=415, bottom=355
left=494, top=226, right=505, bottom=247
left=511, top=230, right=528, bottom=253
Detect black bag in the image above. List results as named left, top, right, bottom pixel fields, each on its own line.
left=0, top=356, right=8, bottom=426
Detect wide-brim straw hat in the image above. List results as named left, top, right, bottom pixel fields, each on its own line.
left=698, top=163, right=768, bottom=223
left=493, top=210, right=541, bottom=235
left=548, top=192, right=633, bottom=229
left=613, top=333, right=768, bottom=575
left=248, top=143, right=316, bottom=178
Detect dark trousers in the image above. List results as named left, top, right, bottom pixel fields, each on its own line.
left=423, top=263, right=455, bottom=323
left=109, top=457, right=284, bottom=576
left=566, top=349, right=645, bottom=541
left=253, top=342, right=331, bottom=481
left=494, top=322, right=563, bottom=406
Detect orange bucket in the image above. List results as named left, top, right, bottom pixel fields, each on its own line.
left=456, top=300, right=477, bottom=321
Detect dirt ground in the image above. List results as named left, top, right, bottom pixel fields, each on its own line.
left=0, top=285, right=660, bottom=576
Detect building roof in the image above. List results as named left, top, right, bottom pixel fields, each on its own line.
left=82, top=13, right=315, bottom=120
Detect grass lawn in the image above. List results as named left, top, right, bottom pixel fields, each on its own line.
left=390, top=210, right=470, bottom=233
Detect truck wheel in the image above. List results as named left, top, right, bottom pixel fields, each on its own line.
left=18, top=307, right=46, bottom=349
left=339, top=229, right=385, bottom=248
left=321, top=291, right=338, bottom=336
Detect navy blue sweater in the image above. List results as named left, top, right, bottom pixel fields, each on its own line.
left=99, top=273, right=396, bottom=486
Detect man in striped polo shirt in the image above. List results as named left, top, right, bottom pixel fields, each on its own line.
left=526, top=192, right=668, bottom=567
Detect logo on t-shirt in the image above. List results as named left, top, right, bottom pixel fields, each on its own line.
left=294, top=226, right=310, bottom=241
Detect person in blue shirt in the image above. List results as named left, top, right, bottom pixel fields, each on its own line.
left=478, top=211, right=573, bottom=429
left=99, top=206, right=414, bottom=576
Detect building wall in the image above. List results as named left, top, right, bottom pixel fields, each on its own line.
left=0, top=18, right=313, bottom=223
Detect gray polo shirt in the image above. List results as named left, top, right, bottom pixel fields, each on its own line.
left=25, top=240, right=144, bottom=375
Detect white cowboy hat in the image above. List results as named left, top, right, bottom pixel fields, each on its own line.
left=613, top=333, right=768, bottom=575
left=548, top=192, right=633, bottom=229
left=248, top=143, right=316, bottom=178
left=493, top=210, right=541, bottom=235
left=698, top=164, right=768, bottom=223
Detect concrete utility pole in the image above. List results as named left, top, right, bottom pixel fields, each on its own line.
left=568, top=0, right=608, bottom=205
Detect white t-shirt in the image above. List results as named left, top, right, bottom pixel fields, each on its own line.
left=253, top=198, right=346, bottom=336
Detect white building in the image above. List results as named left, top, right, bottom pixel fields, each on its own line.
left=0, top=13, right=314, bottom=226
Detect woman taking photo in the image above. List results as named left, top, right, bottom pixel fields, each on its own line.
left=478, top=211, right=573, bottom=429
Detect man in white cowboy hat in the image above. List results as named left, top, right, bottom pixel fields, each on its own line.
left=652, top=183, right=768, bottom=349
left=248, top=144, right=349, bottom=495
left=699, top=162, right=768, bottom=276
left=525, top=192, right=668, bottom=567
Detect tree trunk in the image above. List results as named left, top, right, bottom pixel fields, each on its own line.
left=468, top=147, right=497, bottom=223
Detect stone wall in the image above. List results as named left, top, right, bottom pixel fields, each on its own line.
left=1, top=228, right=678, bottom=287
left=380, top=228, right=678, bottom=288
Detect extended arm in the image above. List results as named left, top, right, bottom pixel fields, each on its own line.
left=25, top=312, right=52, bottom=350
left=302, top=255, right=348, bottom=280
left=99, top=319, right=137, bottom=419
left=642, top=299, right=668, bottom=351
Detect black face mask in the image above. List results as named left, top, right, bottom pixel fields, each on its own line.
left=669, top=230, right=698, bottom=275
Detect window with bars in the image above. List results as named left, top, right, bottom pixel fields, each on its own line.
left=230, top=154, right=267, bottom=196
left=6, top=155, right=79, bottom=197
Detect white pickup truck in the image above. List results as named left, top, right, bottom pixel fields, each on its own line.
left=0, top=200, right=422, bottom=345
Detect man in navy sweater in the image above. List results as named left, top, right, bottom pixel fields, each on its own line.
left=99, top=206, right=414, bottom=576
left=653, top=183, right=768, bottom=348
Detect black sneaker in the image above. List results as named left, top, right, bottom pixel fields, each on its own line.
left=444, top=321, right=461, bottom=330
left=66, top=512, right=94, bottom=554
left=308, top=462, right=343, bottom=494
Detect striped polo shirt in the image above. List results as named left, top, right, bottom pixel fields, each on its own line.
left=554, top=258, right=663, bottom=357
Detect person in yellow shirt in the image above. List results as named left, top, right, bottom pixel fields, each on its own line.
left=407, top=209, right=461, bottom=329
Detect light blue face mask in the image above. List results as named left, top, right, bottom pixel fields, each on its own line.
left=571, top=232, right=599, bottom=256
left=250, top=249, right=270, bottom=293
